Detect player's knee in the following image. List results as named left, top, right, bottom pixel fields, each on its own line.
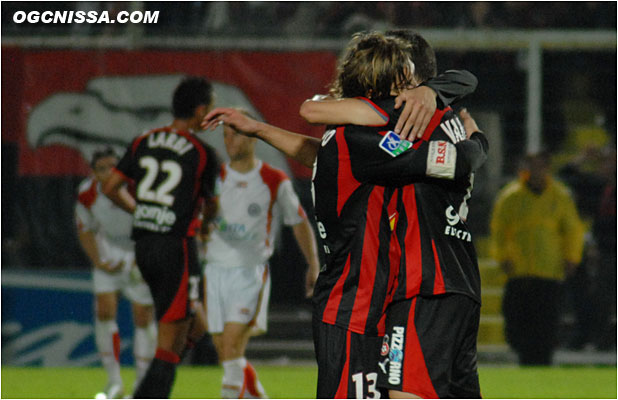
left=133, top=304, right=154, bottom=327
left=221, top=340, right=243, bottom=359
left=96, top=305, right=116, bottom=320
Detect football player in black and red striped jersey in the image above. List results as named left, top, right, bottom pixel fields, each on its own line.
left=104, top=76, right=220, bottom=398
left=203, top=31, right=487, bottom=399
left=302, top=30, right=486, bottom=398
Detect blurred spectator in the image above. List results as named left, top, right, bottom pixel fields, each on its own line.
left=490, top=152, right=585, bottom=365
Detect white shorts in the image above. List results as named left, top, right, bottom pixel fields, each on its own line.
left=205, top=263, right=271, bottom=335
left=93, top=251, right=153, bottom=306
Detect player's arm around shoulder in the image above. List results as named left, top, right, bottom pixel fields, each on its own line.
left=299, top=95, right=388, bottom=126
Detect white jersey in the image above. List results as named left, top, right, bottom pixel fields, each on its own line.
left=206, top=160, right=306, bottom=268
left=75, top=177, right=133, bottom=263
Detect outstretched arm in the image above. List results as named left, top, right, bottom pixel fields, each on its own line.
left=203, top=108, right=320, bottom=168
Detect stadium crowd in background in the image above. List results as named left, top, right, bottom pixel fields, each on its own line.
left=103, top=77, right=220, bottom=398
left=201, top=108, right=320, bottom=399
left=3, top=2, right=616, bottom=35
left=75, top=147, right=156, bottom=399
left=490, top=152, right=585, bottom=365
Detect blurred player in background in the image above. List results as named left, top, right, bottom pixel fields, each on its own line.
left=203, top=31, right=487, bottom=398
left=202, top=108, right=320, bottom=398
left=76, top=147, right=156, bottom=399
left=103, top=77, right=220, bottom=398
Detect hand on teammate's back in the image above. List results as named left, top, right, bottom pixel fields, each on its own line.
left=394, top=86, right=437, bottom=140
left=458, top=108, right=481, bottom=139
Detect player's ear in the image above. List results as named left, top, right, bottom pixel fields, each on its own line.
left=195, top=104, right=210, bottom=119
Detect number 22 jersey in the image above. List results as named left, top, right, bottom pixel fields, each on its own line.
left=115, top=126, right=219, bottom=240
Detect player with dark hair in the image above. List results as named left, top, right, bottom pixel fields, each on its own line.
left=301, top=29, right=486, bottom=398
left=103, top=76, right=220, bottom=398
left=203, top=31, right=487, bottom=398
left=77, top=147, right=156, bottom=399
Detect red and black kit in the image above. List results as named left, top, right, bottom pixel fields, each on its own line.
left=115, top=126, right=219, bottom=322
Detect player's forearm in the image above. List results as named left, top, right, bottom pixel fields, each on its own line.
left=300, top=97, right=386, bottom=126
left=292, top=219, right=320, bottom=272
left=108, top=186, right=136, bottom=214
left=103, top=174, right=136, bottom=213
left=254, top=121, right=320, bottom=168
left=454, top=131, right=489, bottom=177
left=424, top=70, right=478, bottom=107
left=78, top=230, right=102, bottom=268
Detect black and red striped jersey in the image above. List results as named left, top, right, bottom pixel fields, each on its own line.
left=115, top=126, right=219, bottom=240
left=311, top=98, right=488, bottom=336
left=384, top=103, right=486, bottom=304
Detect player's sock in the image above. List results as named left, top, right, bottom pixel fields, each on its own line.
left=244, top=361, right=268, bottom=399
left=132, top=322, right=156, bottom=391
left=133, top=348, right=180, bottom=399
left=95, top=319, right=123, bottom=390
left=221, top=357, right=246, bottom=398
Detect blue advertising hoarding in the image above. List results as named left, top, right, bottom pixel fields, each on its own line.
left=2, top=269, right=135, bottom=366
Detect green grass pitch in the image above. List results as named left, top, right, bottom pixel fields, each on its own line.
left=2, top=365, right=616, bottom=398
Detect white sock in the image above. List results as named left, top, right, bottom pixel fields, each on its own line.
left=133, top=322, right=156, bottom=389
left=95, top=319, right=123, bottom=387
left=221, top=357, right=247, bottom=398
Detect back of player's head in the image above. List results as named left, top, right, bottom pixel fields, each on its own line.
left=386, top=29, right=437, bottom=82
left=91, top=146, right=117, bottom=168
left=330, top=31, right=413, bottom=100
left=172, top=76, right=214, bottom=119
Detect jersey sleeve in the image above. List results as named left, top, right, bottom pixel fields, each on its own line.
left=276, top=178, right=306, bottom=226
left=423, top=70, right=478, bottom=107
left=346, top=127, right=488, bottom=186
left=200, top=144, right=221, bottom=201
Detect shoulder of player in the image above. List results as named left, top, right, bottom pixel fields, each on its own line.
left=358, top=96, right=397, bottom=125
left=258, top=162, right=289, bottom=187
left=77, top=177, right=98, bottom=207
left=495, top=180, right=524, bottom=201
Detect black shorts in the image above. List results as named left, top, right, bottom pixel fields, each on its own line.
left=312, top=316, right=385, bottom=399
left=378, top=294, right=481, bottom=398
left=135, top=235, right=202, bottom=322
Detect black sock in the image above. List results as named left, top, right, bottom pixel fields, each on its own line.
left=133, top=349, right=180, bottom=398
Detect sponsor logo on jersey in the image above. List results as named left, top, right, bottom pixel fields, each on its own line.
left=134, top=204, right=176, bottom=231
left=379, top=131, right=412, bottom=157
left=378, top=358, right=389, bottom=374
left=389, top=212, right=398, bottom=231
left=381, top=334, right=390, bottom=356
left=444, top=205, right=472, bottom=242
left=426, top=140, right=456, bottom=179
left=321, top=129, right=336, bottom=146
left=388, top=326, right=405, bottom=385
left=248, top=203, right=261, bottom=217
left=444, top=225, right=472, bottom=242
